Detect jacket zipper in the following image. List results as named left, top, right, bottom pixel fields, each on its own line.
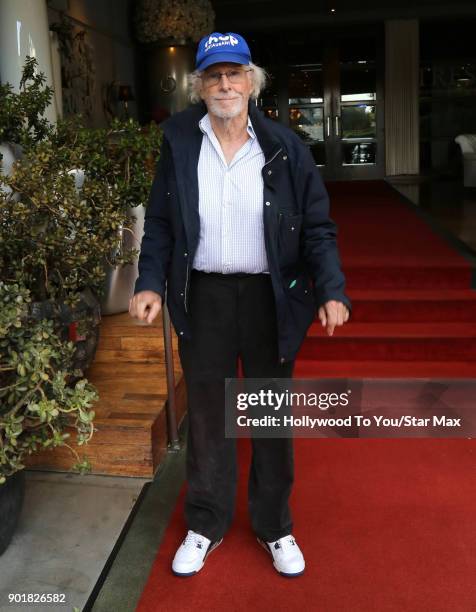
left=265, top=148, right=284, bottom=239
left=184, top=258, right=190, bottom=313
left=265, top=148, right=283, bottom=236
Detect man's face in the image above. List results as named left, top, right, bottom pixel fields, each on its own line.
left=200, top=62, right=253, bottom=120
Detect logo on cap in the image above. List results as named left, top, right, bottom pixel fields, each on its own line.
left=204, top=34, right=239, bottom=52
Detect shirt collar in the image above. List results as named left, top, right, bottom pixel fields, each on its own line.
left=199, top=112, right=256, bottom=140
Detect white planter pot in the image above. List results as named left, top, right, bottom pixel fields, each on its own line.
left=0, top=141, right=23, bottom=198
left=100, top=205, right=146, bottom=315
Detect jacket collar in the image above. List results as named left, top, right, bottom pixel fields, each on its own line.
left=247, top=101, right=282, bottom=161
left=161, top=100, right=282, bottom=163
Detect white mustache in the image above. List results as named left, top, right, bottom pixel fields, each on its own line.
left=211, top=94, right=242, bottom=101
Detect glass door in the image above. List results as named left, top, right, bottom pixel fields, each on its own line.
left=333, top=37, right=383, bottom=179
left=258, top=29, right=384, bottom=180
left=259, top=39, right=330, bottom=168
left=288, top=61, right=327, bottom=167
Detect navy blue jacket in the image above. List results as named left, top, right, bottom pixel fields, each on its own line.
left=134, top=101, right=351, bottom=363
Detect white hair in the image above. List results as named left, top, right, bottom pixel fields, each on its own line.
left=187, top=61, right=268, bottom=104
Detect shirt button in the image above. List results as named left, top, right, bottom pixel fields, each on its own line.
left=265, top=201, right=271, bottom=206
left=282, top=155, right=288, bottom=160
left=184, top=252, right=188, bottom=257
left=180, top=331, right=184, bottom=335
left=180, top=292, right=184, bottom=296
left=291, top=226, right=295, bottom=231
left=268, top=170, right=272, bottom=175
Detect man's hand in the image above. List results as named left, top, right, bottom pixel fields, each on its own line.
left=129, top=290, right=162, bottom=324
left=318, top=300, right=350, bottom=336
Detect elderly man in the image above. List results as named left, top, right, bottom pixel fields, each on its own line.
left=129, top=32, right=350, bottom=577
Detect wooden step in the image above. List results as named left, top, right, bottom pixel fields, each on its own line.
left=25, top=311, right=187, bottom=478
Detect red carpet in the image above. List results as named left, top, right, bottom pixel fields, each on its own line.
left=295, top=180, right=476, bottom=377
left=136, top=181, right=476, bottom=611
left=137, top=439, right=476, bottom=612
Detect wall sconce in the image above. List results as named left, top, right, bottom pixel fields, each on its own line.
left=104, top=81, right=136, bottom=121
left=117, top=84, right=135, bottom=118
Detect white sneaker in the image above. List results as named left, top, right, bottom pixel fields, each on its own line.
left=258, top=535, right=305, bottom=577
left=172, top=530, right=223, bottom=576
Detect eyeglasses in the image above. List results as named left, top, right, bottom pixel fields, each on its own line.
left=200, top=68, right=253, bottom=88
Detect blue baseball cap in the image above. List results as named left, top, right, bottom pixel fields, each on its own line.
left=195, top=32, right=251, bottom=71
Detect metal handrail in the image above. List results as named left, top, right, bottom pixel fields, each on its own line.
left=162, top=302, right=181, bottom=450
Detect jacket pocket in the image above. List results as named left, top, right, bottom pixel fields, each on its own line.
left=278, top=212, right=302, bottom=268
left=282, top=274, right=316, bottom=347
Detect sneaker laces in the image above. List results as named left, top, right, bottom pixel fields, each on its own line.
left=271, top=535, right=297, bottom=556
left=182, top=530, right=209, bottom=551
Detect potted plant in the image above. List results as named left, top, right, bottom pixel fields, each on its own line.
left=0, top=282, right=98, bottom=555
left=0, top=57, right=162, bottom=554
left=1, top=58, right=162, bottom=363
left=68, top=114, right=163, bottom=314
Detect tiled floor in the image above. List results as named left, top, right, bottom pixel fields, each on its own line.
left=0, top=429, right=188, bottom=612
left=0, top=471, right=149, bottom=612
